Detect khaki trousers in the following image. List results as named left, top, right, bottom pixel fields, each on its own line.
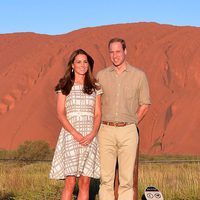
left=98, top=124, right=138, bottom=200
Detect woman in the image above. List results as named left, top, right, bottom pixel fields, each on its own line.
left=50, top=49, right=102, bottom=200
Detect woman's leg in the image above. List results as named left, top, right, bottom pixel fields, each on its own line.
left=61, top=176, right=76, bottom=200
left=77, top=175, right=91, bottom=200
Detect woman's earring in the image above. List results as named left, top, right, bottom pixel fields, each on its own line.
left=72, top=68, right=74, bottom=73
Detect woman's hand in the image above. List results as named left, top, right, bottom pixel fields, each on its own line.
left=72, top=131, right=84, bottom=144
left=80, top=132, right=96, bottom=146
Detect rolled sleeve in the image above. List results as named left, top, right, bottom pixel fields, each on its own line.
left=139, top=72, right=151, bottom=105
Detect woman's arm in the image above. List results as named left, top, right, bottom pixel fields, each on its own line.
left=80, top=94, right=102, bottom=145
left=56, top=92, right=84, bottom=143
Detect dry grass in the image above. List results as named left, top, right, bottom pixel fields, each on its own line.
left=0, top=161, right=199, bottom=200
left=0, top=162, right=63, bottom=200
left=139, top=163, right=200, bottom=200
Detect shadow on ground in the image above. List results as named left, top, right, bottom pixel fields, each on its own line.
left=0, top=192, right=15, bottom=200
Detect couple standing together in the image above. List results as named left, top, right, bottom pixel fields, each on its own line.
left=49, top=38, right=151, bottom=200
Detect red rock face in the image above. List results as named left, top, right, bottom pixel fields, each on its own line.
left=0, top=23, right=200, bottom=155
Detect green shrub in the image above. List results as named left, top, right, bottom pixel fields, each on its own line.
left=0, top=149, right=17, bottom=159
left=16, top=140, right=52, bottom=161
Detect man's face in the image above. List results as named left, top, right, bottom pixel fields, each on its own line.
left=109, top=42, right=127, bottom=67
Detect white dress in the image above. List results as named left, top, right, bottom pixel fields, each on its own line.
left=49, top=83, right=102, bottom=179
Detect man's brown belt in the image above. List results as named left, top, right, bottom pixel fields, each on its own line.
left=102, top=121, right=132, bottom=127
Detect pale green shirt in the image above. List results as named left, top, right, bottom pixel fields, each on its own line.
left=96, top=63, right=151, bottom=124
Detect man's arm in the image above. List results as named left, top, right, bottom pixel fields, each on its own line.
left=136, top=104, right=149, bottom=124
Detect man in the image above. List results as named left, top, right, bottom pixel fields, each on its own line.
left=96, top=38, right=150, bottom=200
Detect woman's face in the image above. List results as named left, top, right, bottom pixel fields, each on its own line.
left=72, top=54, right=89, bottom=76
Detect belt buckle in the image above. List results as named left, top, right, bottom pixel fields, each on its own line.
left=114, top=122, right=117, bottom=127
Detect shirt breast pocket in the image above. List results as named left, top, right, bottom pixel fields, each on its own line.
left=124, top=86, right=135, bottom=99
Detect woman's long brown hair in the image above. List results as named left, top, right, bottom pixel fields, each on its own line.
left=55, top=49, right=98, bottom=95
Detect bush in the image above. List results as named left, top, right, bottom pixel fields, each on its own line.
left=0, top=149, right=17, bottom=160
left=16, top=140, right=52, bottom=161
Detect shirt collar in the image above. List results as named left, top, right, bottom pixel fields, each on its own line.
left=109, top=62, right=131, bottom=72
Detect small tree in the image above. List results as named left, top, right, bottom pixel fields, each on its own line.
left=16, top=140, right=51, bottom=161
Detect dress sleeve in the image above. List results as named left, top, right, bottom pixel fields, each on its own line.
left=95, top=82, right=103, bottom=96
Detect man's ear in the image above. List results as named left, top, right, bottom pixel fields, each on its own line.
left=124, top=48, right=127, bottom=55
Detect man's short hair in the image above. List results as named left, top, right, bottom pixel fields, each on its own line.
left=108, top=38, right=126, bottom=50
